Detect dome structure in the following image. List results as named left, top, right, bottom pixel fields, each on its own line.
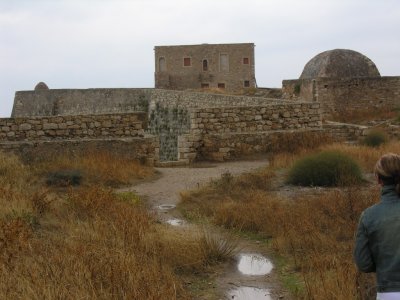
left=299, top=49, right=380, bottom=79
left=34, top=82, right=49, bottom=90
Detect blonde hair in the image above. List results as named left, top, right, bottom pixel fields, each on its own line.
left=374, top=153, right=400, bottom=195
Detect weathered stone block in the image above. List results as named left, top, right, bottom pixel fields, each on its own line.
left=43, top=123, right=58, bottom=130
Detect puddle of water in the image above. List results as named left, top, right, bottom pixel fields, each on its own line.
left=227, top=286, right=271, bottom=300
left=165, top=218, right=185, bottom=226
left=157, top=204, right=176, bottom=210
left=237, top=253, right=273, bottom=276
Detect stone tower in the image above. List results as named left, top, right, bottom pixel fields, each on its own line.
left=154, top=43, right=256, bottom=92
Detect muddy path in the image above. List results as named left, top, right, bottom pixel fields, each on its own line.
left=118, top=158, right=290, bottom=300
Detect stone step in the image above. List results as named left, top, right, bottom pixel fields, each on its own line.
left=155, top=159, right=190, bottom=168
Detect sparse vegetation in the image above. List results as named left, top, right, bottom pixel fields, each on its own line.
left=287, top=151, right=363, bottom=186
left=180, top=142, right=400, bottom=299
left=0, top=151, right=235, bottom=299
left=33, top=150, right=154, bottom=187
left=267, top=131, right=332, bottom=154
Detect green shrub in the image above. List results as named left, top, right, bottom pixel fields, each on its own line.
left=362, top=130, right=388, bottom=147
left=287, top=151, right=363, bottom=186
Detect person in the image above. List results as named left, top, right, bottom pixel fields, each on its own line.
left=354, top=153, right=400, bottom=300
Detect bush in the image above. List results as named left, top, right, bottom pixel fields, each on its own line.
left=362, top=130, right=388, bottom=147
left=287, top=151, right=363, bottom=186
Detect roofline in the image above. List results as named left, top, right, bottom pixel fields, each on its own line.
left=154, top=43, right=255, bottom=49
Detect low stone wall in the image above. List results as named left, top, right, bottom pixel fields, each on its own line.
left=0, top=137, right=158, bottom=166
left=322, top=122, right=368, bottom=141
left=0, top=112, right=147, bottom=142
left=190, top=103, right=321, bottom=134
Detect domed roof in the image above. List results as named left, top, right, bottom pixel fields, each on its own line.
left=299, top=49, right=380, bottom=79
left=34, top=82, right=49, bottom=90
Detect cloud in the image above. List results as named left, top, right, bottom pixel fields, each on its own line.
left=0, top=0, right=399, bottom=116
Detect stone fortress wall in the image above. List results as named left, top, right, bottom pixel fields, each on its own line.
left=0, top=112, right=146, bottom=141
left=282, top=76, right=400, bottom=118
left=3, top=88, right=330, bottom=164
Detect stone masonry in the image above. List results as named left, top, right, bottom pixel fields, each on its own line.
left=155, top=43, right=255, bottom=92
left=190, top=103, right=321, bottom=134
left=282, top=77, right=400, bottom=118
left=0, top=112, right=147, bottom=142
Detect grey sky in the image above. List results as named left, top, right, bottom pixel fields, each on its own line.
left=1, top=0, right=399, bottom=117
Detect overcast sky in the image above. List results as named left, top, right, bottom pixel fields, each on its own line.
left=0, top=0, right=399, bottom=117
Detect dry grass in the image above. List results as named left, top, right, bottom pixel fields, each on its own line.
left=267, top=131, right=333, bottom=154
left=0, top=151, right=236, bottom=299
left=32, top=150, right=154, bottom=187
left=179, top=143, right=400, bottom=299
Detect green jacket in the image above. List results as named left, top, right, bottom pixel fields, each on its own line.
left=354, top=184, right=400, bottom=292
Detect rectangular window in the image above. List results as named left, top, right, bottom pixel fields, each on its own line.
left=244, top=80, right=250, bottom=87
left=203, top=59, right=208, bottom=71
left=243, top=57, right=249, bottom=65
left=183, top=57, right=191, bottom=67
left=219, top=54, right=229, bottom=72
left=218, top=83, right=225, bottom=89
left=201, top=83, right=209, bottom=89
left=158, top=57, right=166, bottom=72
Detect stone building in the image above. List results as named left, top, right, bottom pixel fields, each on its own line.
left=282, top=49, right=400, bottom=118
left=154, top=43, right=256, bottom=92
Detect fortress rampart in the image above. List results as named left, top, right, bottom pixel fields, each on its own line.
left=282, top=76, right=400, bottom=117
left=3, top=88, right=370, bottom=165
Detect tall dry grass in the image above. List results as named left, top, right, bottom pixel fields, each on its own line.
left=0, top=151, right=236, bottom=299
left=179, top=142, right=400, bottom=299
left=33, top=150, right=154, bottom=187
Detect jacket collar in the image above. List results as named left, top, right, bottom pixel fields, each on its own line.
left=381, top=185, right=400, bottom=202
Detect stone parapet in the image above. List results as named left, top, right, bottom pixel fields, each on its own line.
left=0, top=112, right=147, bottom=142
left=190, top=103, right=321, bottom=134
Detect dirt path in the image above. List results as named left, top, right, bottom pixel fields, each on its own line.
left=118, top=159, right=269, bottom=221
left=118, top=158, right=290, bottom=299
